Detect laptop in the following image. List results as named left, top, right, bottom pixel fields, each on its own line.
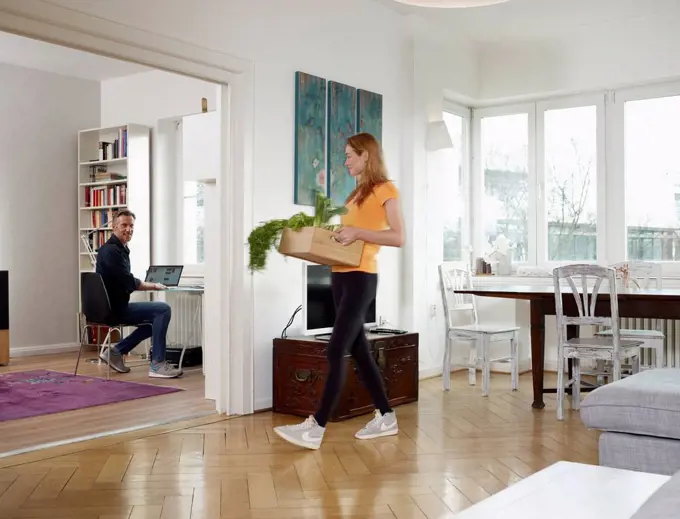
left=145, top=265, right=183, bottom=287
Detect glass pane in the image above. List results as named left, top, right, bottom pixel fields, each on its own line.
left=545, top=105, right=598, bottom=261
left=625, top=96, right=680, bottom=261
left=481, top=113, right=529, bottom=262
left=183, top=181, right=205, bottom=265
left=441, top=111, right=464, bottom=261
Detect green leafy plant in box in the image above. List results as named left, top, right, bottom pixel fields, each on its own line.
left=247, top=190, right=348, bottom=272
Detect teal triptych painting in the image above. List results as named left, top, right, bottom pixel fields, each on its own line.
left=357, top=89, right=383, bottom=145
left=293, top=71, right=383, bottom=207
left=327, top=81, right=357, bottom=207
left=294, top=71, right=327, bottom=206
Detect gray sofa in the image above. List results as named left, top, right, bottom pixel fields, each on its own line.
left=581, top=368, right=680, bottom=476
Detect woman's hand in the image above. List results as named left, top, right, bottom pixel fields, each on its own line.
left=334, top=226, right=363, bottom=246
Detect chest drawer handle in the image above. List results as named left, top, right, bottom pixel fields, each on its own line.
left=294, top=369, right=313, bottom=382
left=377, top=348, right=386, bottom=371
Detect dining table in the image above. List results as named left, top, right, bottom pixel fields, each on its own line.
left=454, top=284, right=680, bottom=409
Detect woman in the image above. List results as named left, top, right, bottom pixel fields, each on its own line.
left=274, top=132, right=405, bottom=450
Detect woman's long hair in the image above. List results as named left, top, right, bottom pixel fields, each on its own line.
left=345, top=132, right=389, bottom=207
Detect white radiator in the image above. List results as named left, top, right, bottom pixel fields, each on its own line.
left=619, top=317, right=680, bottom=368
left=165, top=291, right=203, bottom=350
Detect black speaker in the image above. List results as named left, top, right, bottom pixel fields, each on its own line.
left=0, top=271, right=8, bottom=330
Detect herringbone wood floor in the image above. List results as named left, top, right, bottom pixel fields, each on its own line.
left=0, top=371, right=597, bottom=518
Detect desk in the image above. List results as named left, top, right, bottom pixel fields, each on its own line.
left=456, top=286, right=680, bottom=409
left=0, top=271, right=7, bottom=365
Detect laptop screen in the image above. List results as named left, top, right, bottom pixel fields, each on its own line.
left=145, top=266, right=183, bottom=286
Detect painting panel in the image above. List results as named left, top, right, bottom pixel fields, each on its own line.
left=357, top=89, right=383, bottom=145
left=294, top=71, right=327, bottom=206
left=328, top=81, right=357, bottom=207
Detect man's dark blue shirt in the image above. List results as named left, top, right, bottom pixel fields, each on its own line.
left=96, top=234, right=141, bottom=314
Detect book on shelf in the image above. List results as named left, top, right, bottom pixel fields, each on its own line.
left=89, top=208, right=122, bottom=228
left=85, top=165, right=127, bottom=183
left=97, top=127, right=127, bottom=161
left=84, top=184, right=127, bottom=207
left=85, top=229, right=113, bottom=252
left=92, top=171, right=125, bottom=182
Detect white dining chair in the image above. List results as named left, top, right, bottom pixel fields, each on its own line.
left=553, top=264, right=643, bottom=420
left=594, top=261, right=665, bottom=371
left=438, top=264, right=519, bottom=396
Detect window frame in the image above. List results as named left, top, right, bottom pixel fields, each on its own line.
left=472, top=102, right=537, bottom=266
left=611, top=81, right=680, bottom=277
left=469, top=80, right=680, bottom=278
left=175, top=124, right=205, bottom=279
left=178, top=180, right=206, bottom=279
left=536, top=93, right=607, bottom=268
left=442, top=99, right=472, bottom=262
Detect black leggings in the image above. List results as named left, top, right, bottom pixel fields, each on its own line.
left=313, top=271, right=392, bottom=427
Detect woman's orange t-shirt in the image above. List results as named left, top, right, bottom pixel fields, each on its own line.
left=332, top=181, right=399, bottom=275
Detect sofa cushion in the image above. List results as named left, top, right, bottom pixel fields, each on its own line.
left=631, top=469, right=680, bottom=519
left=580, top=368, right=680, bottom=440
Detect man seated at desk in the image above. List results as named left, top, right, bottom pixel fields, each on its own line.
left=96, top=209, right=182, bottom=379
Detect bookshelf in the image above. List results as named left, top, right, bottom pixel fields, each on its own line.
left=77, top=124, right=151, bottom=344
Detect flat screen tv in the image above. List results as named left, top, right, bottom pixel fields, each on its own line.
left=301, top=263, right=377, bottom=336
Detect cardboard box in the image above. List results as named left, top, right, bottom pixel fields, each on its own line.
left=278, top=227, right=363, bottom=267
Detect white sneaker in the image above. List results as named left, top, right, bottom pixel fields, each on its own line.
left=355, top=410, right=398, bottom=440
left=273, top=415, right=325, bottom=450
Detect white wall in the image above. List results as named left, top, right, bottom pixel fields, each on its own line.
left=244, top=3, right=407, bottom=410
left=100, top=70, right=219, bottom=265
left=478, top=10, right=680, bottom=101
left=0, top=61, right=100, bottom=354
left=404, top=25, right=479, bottom=376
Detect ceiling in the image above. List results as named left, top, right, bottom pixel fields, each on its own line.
left=0, top=30, right=150, bottom=81
left=375, top=0, right=680, bottom=43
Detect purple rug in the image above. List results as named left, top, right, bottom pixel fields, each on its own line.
left=0, top=370, right=183, bottom=422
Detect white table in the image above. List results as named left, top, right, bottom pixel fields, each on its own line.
left=454, top=462, right=669, bottom=519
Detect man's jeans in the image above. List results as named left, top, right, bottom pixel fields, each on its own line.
left=114, top=302, right=171, bottom=364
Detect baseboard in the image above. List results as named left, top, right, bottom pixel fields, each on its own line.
left=255, top=397, right=273, bottom=412
left=420, top=358, right=533, bottom=380
left=10, top=342, right=80, bottom=358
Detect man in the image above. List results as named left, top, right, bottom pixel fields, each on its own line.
left=96, top=209, right=182, bottom=379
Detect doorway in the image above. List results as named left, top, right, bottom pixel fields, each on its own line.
left=0, top=4, right=254, bottom=454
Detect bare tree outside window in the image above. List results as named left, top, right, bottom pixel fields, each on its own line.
left=545, top=105, right=598, bottom=261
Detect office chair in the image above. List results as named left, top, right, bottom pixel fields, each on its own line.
left=75, top=272, right=151, bottom=380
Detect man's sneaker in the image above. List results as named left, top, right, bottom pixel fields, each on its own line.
left=99, top=346, right=130, bottom=373
left=273, top=415, right=325, bottom=450
left=355, top=410, right=398, bottom=440
left=149, top=361, right=182, bottom=379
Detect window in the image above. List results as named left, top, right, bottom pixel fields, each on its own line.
left=543, top=105, right=598, bottom=261
left=624, top=95, right=680, bottom=261
left=479, top=112, right=530, bottom=262
left=441, top=111, right=466, bottom=261
left=182, top=181, right=205, bottom=265
left=474, top=97, right=603, bottom=267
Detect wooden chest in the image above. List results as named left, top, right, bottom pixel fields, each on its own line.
left=273, top=332, right=418, bottom=422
